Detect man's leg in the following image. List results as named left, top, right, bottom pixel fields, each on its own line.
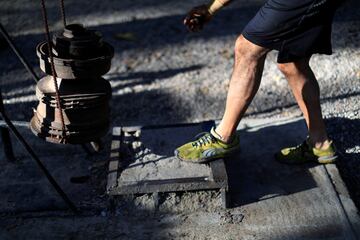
left=277, top=59, right=330, bottom=149
left=175, top=35, right=269, bottom=163
left=215, top=35, right=269, bottom=142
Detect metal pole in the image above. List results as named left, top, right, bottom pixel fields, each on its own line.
left=0, top=95, right=15, bottom=162
left=0, top=87, right=15, bottom=161
left=0, top=127, right=15, bottom=161
left=0, top=23, right=39, bottom=83
left=0, top=87, right=78, bottom=213
left=0, top=111, right=78, bottom=213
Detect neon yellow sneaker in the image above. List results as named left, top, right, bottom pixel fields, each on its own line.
left=174, top=127, right=240, bottom=163
left=275, top=140, right=338, bottom=164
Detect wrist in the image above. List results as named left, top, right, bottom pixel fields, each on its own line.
left=207, top=0, right=226, bottom=15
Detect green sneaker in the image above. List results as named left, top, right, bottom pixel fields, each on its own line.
left=174, top=127, right=240, bottom=163
left=275, top=140, right=338, bottom=164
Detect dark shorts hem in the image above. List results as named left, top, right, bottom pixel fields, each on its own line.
left=242, top=31, right=320, bottom=63
left=242, top=31, right=280, bottom=51
left=276, top=50, right=333, bottom=63
left=241, top=0, right=340, bottom=63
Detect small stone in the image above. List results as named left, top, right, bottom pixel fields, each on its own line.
left=231, top=213, right=244, bottom=223
left=101, top=210, right=107, bottom=217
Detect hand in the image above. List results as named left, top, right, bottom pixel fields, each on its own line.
left=184, top=5, right=212, bottom=32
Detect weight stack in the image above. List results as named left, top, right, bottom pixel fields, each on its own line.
left=30, top=24, right=114, bottom=144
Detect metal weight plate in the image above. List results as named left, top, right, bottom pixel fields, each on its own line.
left=37, top=42, right=114, bottom=79
left=31, top=23, right=114, bottom=144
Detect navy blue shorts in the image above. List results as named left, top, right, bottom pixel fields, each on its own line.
left=242, top=0, right=343, bottom=63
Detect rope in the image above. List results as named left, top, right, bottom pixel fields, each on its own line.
left=40, top=0, right=67, bottom=143
left=59, top=0, right=67, bottom=27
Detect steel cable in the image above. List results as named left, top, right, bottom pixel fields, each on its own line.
left=59, top=0, right=67, bottom=27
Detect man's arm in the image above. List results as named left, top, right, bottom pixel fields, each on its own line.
left=184, top=0, right=233, bottom=32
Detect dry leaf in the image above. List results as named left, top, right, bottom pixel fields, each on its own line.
left=114, top=32, right=138, bottom=42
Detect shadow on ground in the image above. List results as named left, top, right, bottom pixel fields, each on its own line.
left=113, top=116, right=360, bottom=212
left=0, top=116, right=359, bottom=239
left=107, top=65, right=202, bottom=90
left=325, top=117, right=360, bottom=211
left=0, top=118, right=360, bottom=211
left=226, top=117, right=360, bottom=210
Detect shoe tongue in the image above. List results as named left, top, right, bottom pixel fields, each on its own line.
left=210, top=127, right=227, bottom=143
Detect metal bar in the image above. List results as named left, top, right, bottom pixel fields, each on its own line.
left=0, top=120, right=29, bottom=128
left=0, top=88, right=77, bottom=213
left=106, top=127, right=121, bottom=193
left=0, top=127, right=15, bottom=161
left=0, top=23, right=39, bottom=83
left=0, top=88, right=15, bottom=161
left=0, top=110, right=78, bottom=213
left=59, top=0, right=67, bottom=27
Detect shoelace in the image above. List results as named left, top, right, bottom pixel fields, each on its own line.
left=192, top=133, right=216, bottom=148
left=288, top=141, right=308, bottom=155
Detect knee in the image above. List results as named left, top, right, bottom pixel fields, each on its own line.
left=234, top=36, right=247, bottom=55
left=234, top=35, right=267, bottom=61
left=278, top=60, right=310, bottom=76
left=277, top=62, right=298, bottom=76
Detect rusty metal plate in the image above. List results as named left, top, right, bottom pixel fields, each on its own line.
left=37, top=42, right=113, bottom=79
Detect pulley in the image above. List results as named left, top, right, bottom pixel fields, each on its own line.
left=30, top=24, right=114, bottom=144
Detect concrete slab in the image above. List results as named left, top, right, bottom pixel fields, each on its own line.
left=1, top=117, right=359, bottom=239
left=106, top=116, right=359, bottom=239
left=107, top=121, right=229, bottom=206
left=119, top=126, right=212, bottom=182
left=222, top=116, right=360, bottom=239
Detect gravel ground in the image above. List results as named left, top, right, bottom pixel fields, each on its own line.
left=0, top=0, right=359, bottom=239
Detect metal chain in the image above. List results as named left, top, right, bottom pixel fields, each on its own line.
left=40, top=0, right=67, bottom=143
left=59, top=0, right=67, bottom=27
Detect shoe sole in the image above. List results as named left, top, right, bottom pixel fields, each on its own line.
left=317, top=155, right=338, bottom=164
left=174, top=147, right=240, bottom=164
left=275, top=154, right=338, bottom=165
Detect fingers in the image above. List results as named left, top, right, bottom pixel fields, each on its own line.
left=183, top=5, right=210, bottom=32
left=186, top=19, right=200, bottom=32
left=184, top=15, right=203, bottom=32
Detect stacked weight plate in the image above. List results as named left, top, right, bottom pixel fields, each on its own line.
left=30, top=24, right=114, bottom=144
